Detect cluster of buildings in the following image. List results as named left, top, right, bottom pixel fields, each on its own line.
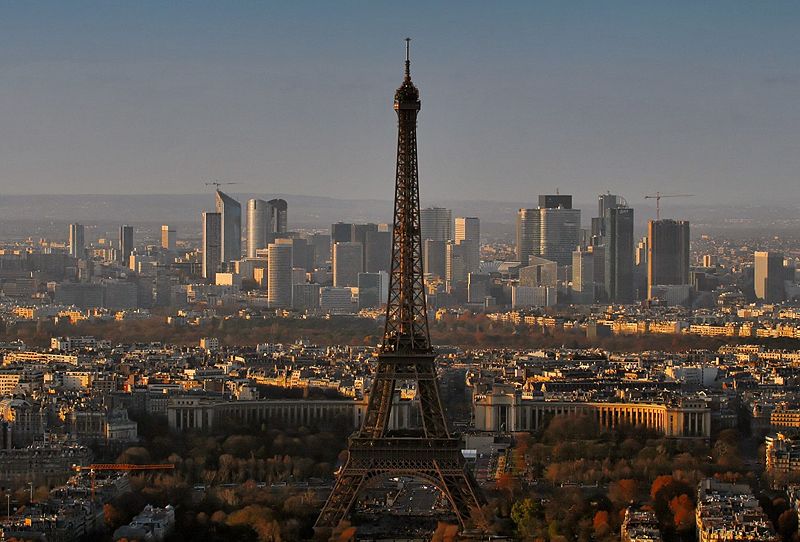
left=112, top=504, right=175, bottom=542
left=695, top=479, right=778, bottom=542
left=2, top=330, right=800, bottom=448
left=0, top=470, right=132, bottom=541
left=482, top=302, right=800, bottom=341
left=621, top=508, right=661, bottom=542
left=0, top=328, right=794, bottom=535
left=1, top=189, right=797, bottom=323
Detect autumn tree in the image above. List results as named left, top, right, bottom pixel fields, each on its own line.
left=511, top=498, right=544, bottom=541
left=104, top=503, right=125, bottom=529
left=593, top=510, right=611, bottom=537
left=609, top=478, right=638, bottom=507
left=669, top=494, right=695, bottom=532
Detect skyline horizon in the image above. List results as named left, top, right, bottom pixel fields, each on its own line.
left=2, top=189, right=800, bottom=209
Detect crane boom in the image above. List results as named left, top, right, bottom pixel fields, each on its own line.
left=644, top=192, right=695, bottom=220
left=72, top=463, right=174, bottom=500
left=73, top=463, right=175, bottom=472
left=205, top=180, right=239, bottom=189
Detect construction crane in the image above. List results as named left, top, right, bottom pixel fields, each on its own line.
left=205, top=180, right=239, bottom=190
left=72, top=463, right=175, bottom=500
left=644, top=192, right=695, bottom=220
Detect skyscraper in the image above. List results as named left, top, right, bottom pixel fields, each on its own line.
left=636, top=236, right=649, bottom=267
left=308, top=233, right=331, bottom=267
left=365, top=230, right=392, bottom=273
left=516, top=208, right=540, bottom=266
left=539, top=194, right=572, bottom=210
left=754, top=251, right=785, bottom=303
left=519, top=256, right=558, bottom=288
left=467, top=273, right=492, bottom=304
left=161, top=225, right=176, bottom=252
left=69, top=223, right=85, bottom=259
left=331, top=222, right=355, bottom=245
left=647, top=219, right=690, bottom=299
left=353, top=223, right=379, bottom=272
left=267, top=239, right=293, bottom=308
left=445, top=241, right=467, bottom=283
left=246, top=199, right=269, bottom=258
left=572, top=247, right=595, bottom=303
left=592, top=244, right=606, bottom=300
left=118, top=225, right=133, bottom=265
left=423, top=239, right=447, bottom=278
left=420, top=207, right=452, bottom=242
left=454, top=217, right=480, bottom=274
left=282, top=237, right=309, bottom=271
left=603, top=207, right=635, bottom=303
left=517, top=196, right=580, bottom=267
left=592, top=193, right=626, bottom=242
left=202, top=212, right=221, bottom=281
left=357, top=272, right=386, bottom=309
left=292, top=283, right=321, bottom=311
left=332, top=242, right=363, bottom=287
left=539, top=206, right=581, bottom=266
left=454, top=217, right=479, bottom=244
left=267, top=198, right=288, bottom=244
left=215, top=190, right=241, bottom=264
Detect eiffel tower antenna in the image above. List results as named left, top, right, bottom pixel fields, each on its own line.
left=315, top=40, right=487, bottom=535
left=405, top=37, right=411, bottom=79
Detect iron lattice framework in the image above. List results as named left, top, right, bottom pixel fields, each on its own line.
left=315, top=40, right=486, bottom=534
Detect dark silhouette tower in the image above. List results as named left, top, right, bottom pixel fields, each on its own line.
left=315, top=40, right=486, bottom=533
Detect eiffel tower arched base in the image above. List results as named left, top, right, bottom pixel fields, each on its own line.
left=314, top=437, right=487, bottom=532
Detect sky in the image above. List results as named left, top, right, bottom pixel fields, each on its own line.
left=1, top=1, right=799, bottom=206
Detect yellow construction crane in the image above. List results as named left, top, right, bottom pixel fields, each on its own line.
left=644, top=192, right=694, bottom=220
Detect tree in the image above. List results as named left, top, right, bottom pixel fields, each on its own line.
left=593, top=510, right=610, bottom=537
left=431, top=522, right=459, bottom=542
left=104, top=503, right=125, bottom=528
left=712, top=435, right=743, bottom=470
left=650, top=475, right=675, bottom=500
left=778, top=509, right=798, bottom=541
left=609, top=479, right=637, bottom=507
left=330, top=520, right=357, bottom=542
left=511, top=498, right=543, bottom=540
left=496, top=472, right=518, bottom=497
left=116, top=446, right=152, bottom=465
left=650, top=476, right=693, bottom=529
left=669, top=494, right=695, bottom=532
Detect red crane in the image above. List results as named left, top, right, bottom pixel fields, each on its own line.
left=72, top=464, right=175, bottom=500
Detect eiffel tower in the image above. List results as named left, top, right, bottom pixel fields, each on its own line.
left=314, top=39, right=486, bottom=534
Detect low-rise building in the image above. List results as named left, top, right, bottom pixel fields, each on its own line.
left=696, top=479, right=778, bottom=542
left=766, top=432, right=800, bottom=486
left=113, top=504, right=176, bottom=542
left=473, top=387, right=711, bottom=438
left=621, top=508, right=662, bottom=542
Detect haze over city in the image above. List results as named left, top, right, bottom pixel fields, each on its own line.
left=2, top=1, right=799, bottom=204
left=2, top=3, right=800, bottom=542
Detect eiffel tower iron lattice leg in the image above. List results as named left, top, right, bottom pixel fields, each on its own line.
left=315, top=40, right=487, bottom=534
left=316, top=438, right=486, bottom=530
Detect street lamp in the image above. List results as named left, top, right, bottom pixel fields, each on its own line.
left=27, top=482, right=33, bottom=504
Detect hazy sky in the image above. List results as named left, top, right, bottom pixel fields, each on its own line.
left=1, top=1, right=799, bottom=206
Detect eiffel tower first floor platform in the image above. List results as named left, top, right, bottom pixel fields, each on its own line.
left=314, top=436, right=487, bottom=533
